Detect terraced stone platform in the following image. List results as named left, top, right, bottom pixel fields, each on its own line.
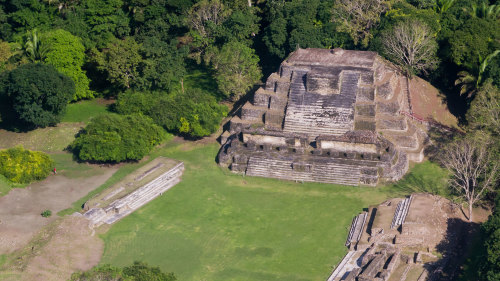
left=218, top=48, right=448, bottom=186
left=82, top=157, right=184, bottom=228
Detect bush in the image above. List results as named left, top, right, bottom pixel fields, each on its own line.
left=0, top=63, right=75, bottom=129
left=70, top=261, right=176, bottom=281
left=41, top=209, right=52, bottom=217
left=116, top=89, right=227, bottom=138
left=0, top=146, right=54, bottom=184
left=70, top=114, right=167, bottom=163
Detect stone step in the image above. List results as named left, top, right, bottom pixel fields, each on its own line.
left=246, top=157, right=361, bottom=186
left=128, top=178, right=181, bottom=210
left=327, top=251, right=357, bottom=281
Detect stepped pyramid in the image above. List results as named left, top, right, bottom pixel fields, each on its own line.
left=218, top=48, right=449, bottom=186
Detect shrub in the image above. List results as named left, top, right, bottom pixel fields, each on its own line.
left=70, top=114, right=167, bottom=163
left=0, top=146, right=54, bottom=184
left=116, top=89, right=227, bottom=138
left=70, top=261, right=176, bottom=281
left=0, top=63, right=75, bottom=129
left=41, top=209, right=52, bottom=217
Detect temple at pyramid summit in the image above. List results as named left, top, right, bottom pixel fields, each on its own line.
left=218, top=48, right=456, bottom=186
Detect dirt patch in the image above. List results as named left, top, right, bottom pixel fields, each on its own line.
left=409, top=77, right=459, bottom=128
left=0, top=217, right=103, bottom=281
left=0, top=167, right=117, bottom=254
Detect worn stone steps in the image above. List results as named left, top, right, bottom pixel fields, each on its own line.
left=246, top=157, right=361, bottom=185
left=390, top=195, right=412, bottom=229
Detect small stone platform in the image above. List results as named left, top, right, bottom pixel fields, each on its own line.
left=82, top=157, right=184, bottom=228
left=327, top=194, right=466, bottom=281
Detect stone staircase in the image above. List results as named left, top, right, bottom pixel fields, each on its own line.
left=346, top=212, right=368, bottom=246
left=390, top=195, right=413, bottom=229
left=246, top=156, right=361, bottom=186
left=283, top=70, right=358, bottom=137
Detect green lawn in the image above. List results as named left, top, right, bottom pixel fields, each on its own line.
left=99, top=142, right=449, bottom=281
left=62, top=98, right=114, bottom=123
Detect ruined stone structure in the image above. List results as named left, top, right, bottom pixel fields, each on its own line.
left=82, top=157, right=184, bottom=228
left=328, top=194, right=466, bottom=281
left=218, top=48, right=431, bottom=186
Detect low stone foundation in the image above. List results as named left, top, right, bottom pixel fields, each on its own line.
left=82, top=157, right=184, bottom=228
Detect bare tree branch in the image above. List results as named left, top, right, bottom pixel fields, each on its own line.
left=441, top=136, right=498, bottom=222
left=382, top=20, right=438, bottom=77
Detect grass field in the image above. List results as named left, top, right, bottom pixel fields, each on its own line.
left=62, top=98, right=114, bottom=123
left=99, top=142, right=449, bottom=281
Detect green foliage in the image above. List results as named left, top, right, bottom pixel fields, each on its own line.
left=116, top=89, right=227, bottom=138
left=209, top=41, right=261, bottom=100
left=262, top=0, right=352, bottom=61
left=0, top=146, right=54, bottom=184
left=442, top=17, right=500, bottom=68
left=0, top=40, right=11, bottom=71
left=82, top=0, right=130, bottom=48
left=434, top=0, right=456, bottom=14
left=123, top=261, right=177, bottom=281
left=137, top=38, right=188, bottom=92
left=23, top=29, right=50, bottom=63
left=91, top=37, right=143, bottom=90
left=480, top=195, right=500, bottom=281
left=43, top=29, right=93, bottom=101
left=70, top=114, right=166, bottom=163
left=0, top=63, right=74, bottom=128
left=41, top=209, right=52, bottom=217
left=332, top=0, right=391, bottom=47
left=70, top=262, right=176, bottom=281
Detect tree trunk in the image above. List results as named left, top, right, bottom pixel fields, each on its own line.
left=181, top=78, right=184, bottom=94
left=248, top=0, right=251, bottom=7
left=468, top=201, right=473, bottom=222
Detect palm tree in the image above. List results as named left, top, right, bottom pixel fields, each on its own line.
left=471, top=2, right=500, bottom=19
left=455, top=50, right=500, bottom=97
left=434, top=0, right=456, bottom=14
left=24, top=29, right=50, bottom=62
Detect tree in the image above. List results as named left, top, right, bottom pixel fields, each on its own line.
left=480, top=195, right=500, bottom=281
left=186, top=0, right=230, bottom=40
left=381, top=20, right=438, bottom=77
left=433, top=0, right=456, bottom=14
left=470, top=2, right=500, bottom=20
left=115, top=89, right=228, bottom=138
left=467, top=81, right=500, bottom=137
left=332, top=0, right=390, bottom=47
left=70, top=114, right=166, bottom=162
left=83, top=0, right=130, bottom=48
left=23, top=29, right=50, bottom=63
left=186, top=0, right=231, bottom=61
left=210, top=41, right=261, bottom=100
left=0, top=63, right=74, bottom=128
left=455, top=50, right=500, bottom=97
left=137, top=37, right=188, bottom=92
left=43, top=29, right=93, bottom=101
left=441, top=136, right=498, bottom=222
left=91, top=37, right=143, bottom=89
left=0, top=40, right=12, bottom=70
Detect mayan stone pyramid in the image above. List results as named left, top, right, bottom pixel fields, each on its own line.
left=218, top=48, right=443, bottom=186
